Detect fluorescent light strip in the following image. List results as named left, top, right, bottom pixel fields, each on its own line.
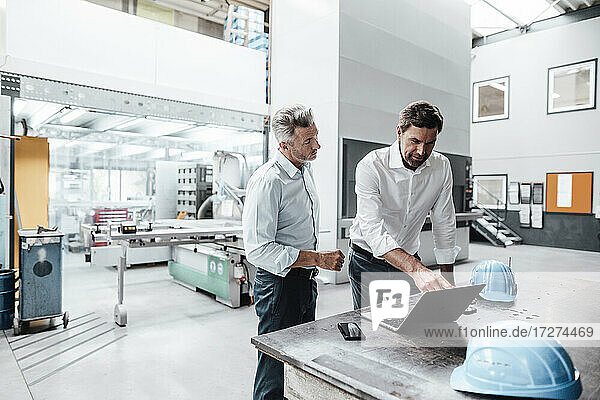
left=146, top=115, right=194, bottom=124
left=114, top=117, right=145, bottom=130
left=59, top=108, right=87, bottom=124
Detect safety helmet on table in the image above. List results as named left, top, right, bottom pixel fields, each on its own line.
left=450, top=321, right=582, bottom=399
left=469, top=260, right=517, bottom=302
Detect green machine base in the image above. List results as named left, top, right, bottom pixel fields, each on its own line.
left=168, top=245, right=251, bottom=308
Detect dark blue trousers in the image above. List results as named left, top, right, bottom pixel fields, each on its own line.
left=348, top=248, right=421, bottom=310
left=253, top=268, right=317, bottom=400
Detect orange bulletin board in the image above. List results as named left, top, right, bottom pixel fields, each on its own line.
left=546, top=172, right=593, bottom=214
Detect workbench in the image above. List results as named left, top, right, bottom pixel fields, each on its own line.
left=252, top=273, right=600, bottom=400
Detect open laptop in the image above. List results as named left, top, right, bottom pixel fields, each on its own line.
left=363, top=284, right=486, bottom=333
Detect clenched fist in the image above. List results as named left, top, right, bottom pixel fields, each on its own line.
left=317, top=250, right=345, bottom=271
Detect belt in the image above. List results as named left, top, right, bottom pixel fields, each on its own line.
left=350, top=242, right=421, bottom=262
left=287, top=267, right=319, bottom=279
left=350, top=242, right=378, bottom=260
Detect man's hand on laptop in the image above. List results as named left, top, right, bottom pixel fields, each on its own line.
left=317, top=250, right=345, bottom=271
left=409, top=267, right=454, bottom=292
left=384, top=248, right=453, bottom=292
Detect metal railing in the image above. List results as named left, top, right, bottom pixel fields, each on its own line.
left=471, top=181, right=509, bottom=241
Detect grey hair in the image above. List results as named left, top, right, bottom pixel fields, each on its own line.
left=271, top=104, right=314, bottom=144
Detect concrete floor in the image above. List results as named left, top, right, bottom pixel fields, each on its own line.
left=2, top=242, right=599, bottom=400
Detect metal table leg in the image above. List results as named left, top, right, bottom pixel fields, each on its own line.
left=114, top=242, right=127, bottom=326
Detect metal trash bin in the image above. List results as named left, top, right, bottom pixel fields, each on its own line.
left=15, top=228, right=69, bottom=335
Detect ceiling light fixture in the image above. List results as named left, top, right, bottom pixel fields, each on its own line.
left=59, top=108, right=87, bottom=124
left=114, top=117, right=145, bottom=130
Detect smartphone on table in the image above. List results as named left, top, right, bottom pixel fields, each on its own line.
left=337, top=322, right=365, bottom=341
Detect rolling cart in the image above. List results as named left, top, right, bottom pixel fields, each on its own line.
left=14, top=227, right=69, bottom=335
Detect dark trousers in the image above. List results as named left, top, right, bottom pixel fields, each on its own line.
left=253, top=268, right=318, bottom=400
left=348, top=248, right=421, bottom=310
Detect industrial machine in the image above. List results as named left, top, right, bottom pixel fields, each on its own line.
left=78, top=150, right=255, bottom=327
left=177, top=164, right=213, bottom=219
left=82, top=221, right=172, bottom=268
left=170, top=240, right=253, bottom=308
left=15, top=227, right=69, bottom=335
left=108, top=219, right=253, bottom=326
left=165, top=150, right=253, bottom=309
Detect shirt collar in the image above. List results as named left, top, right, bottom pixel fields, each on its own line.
left=388, top=140, right=431, bottom=173
left=275, top=150, right=302, bottom=178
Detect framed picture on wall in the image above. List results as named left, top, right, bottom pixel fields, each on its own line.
left=473, top=174, right=507, bottom=209
left=472, top=76, right=510, bottom=123
left=547, top=59, right=597, bottom=114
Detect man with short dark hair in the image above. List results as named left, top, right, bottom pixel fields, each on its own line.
left=243, top=104, right=345, bottom=399
left=348, top=100, right=459, bottom=309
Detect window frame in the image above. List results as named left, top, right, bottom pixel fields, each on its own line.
left=547, top=58, right=597, bottom=115
left=472, top=76, right=510, bottom=123
left=472, top=174, right=508, bottom=210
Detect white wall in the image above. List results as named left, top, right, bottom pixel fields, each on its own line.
left=270, top=0, right=340, bottom=250
left=1, top=0, right=266, bottom=115
left=471, top=17, right=600, bottom=211
left=0, top=0, right=5, bottom=57
left=339, top=0, right=471, bottom=156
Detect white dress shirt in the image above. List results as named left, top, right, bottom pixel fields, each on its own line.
left=349, top=141, right=460, bottom=265
left=242, top=150, right=320, bottom=276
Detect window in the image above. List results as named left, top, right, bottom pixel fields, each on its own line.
left=548, top=59, right=597, bottom=114
left=473, top=76, right=509, bottom=122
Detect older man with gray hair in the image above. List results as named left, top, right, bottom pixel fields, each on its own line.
left=243, top=104, right=344, bottom=400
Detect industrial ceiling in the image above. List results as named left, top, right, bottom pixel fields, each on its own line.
left=12, top=98, right=263, bottom=167
left=466, top=0, right=599, bottom=38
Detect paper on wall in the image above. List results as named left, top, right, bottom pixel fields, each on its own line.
left=519, top=204, right=530, bottom=227
left=508, top=182, right=520, bottom=205
left=556, top=174, right=572, bottom=208
left=531, top=204, right=543, bottom=228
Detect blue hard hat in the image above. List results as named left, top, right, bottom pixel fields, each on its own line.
left=451, top=321, right=582, bottom=399
left=469, top=260, right=517, bottom=302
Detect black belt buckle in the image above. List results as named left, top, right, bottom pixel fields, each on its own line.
left=351, top=242, right=372, bottom=259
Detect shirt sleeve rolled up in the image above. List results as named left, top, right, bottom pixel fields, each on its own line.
left=430, top=158, right=461, bottom=264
